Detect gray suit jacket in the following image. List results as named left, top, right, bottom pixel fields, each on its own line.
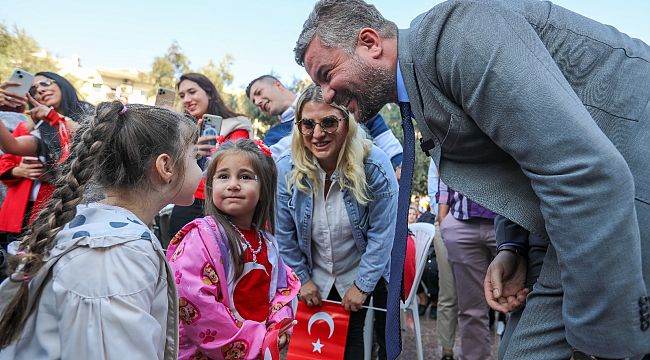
left=397, top=0, right=650, bottom=356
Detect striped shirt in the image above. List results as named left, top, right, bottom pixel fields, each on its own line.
left=436, top=178, right=496, bottom=221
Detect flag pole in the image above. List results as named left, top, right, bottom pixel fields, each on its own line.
left=322, top=299, right=387, bottom=312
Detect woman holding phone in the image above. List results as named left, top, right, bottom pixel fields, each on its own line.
left=169, top=72, right=253, bottom=237
left=0, top=72, right=93, bottom=248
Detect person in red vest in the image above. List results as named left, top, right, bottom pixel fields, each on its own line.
left=0, top=73, right=93, bottom=249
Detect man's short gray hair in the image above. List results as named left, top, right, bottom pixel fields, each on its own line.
left=294, top=0, right=397, bottom=66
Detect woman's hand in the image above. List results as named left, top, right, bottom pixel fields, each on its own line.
left=196, top=135, right=217, bottom=157
left=342, top=284, right=368, bottom=312
left=484, top=250, right=529, bottom=313
left=11, top=157, right=45, bottom=180
left=27, top=93, right=51, bottom=122
left=0, top=81, right=28, bottom=112
left=278, top=333, right=290, bottom=350
left=299, top=280, right=321, bottom=307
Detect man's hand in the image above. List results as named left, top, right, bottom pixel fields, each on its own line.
left=438, top=204, right=449, bottom=227
left=484, top=250, right=529, bottom=313
left=11, top=158, right=45, bottom=180
left=342, top=284, right=368, bottom=312
left=299, top=280, right=321, bottom=307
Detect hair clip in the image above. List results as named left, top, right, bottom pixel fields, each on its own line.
left=119, top=105, right=128, bottom=115
left=254, top=139, right=273, bottom=157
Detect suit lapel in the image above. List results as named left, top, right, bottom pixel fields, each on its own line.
left=398, top=29, right=441, bottom=163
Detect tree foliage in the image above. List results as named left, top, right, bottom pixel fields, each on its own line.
left=148, top=41, right=191, bottom=93
left=200, top=55, right=234, bottom=93
left=380, top=104, right=431, bottom=196
left=0, top=23, right=60, bottom=80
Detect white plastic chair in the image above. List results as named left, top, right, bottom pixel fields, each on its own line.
left=363, top=298, right=375, bottom=360
left=403, top=222, right=436, bottom=360
left=363, top=222, right=435, bottom=360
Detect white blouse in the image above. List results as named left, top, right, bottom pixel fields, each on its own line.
left=310, top=169, right=362, bottom=299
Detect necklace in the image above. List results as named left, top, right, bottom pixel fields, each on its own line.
left=229, top=221, right=263, bottom=263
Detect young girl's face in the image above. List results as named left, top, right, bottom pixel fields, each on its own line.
left=211, top=153, right=260, bottom=227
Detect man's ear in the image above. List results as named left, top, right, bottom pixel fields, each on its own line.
left=357, top=28, right=383, bottom=59
left=154, top=153, right=174, bottom=185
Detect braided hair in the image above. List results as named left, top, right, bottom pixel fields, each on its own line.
left=0, top=101, right=197, bottom=348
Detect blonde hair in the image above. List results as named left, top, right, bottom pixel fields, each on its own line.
left=289, top=84, right=372, bottom=205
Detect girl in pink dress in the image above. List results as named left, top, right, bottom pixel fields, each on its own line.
left=167, top=139, right=300, bottom=360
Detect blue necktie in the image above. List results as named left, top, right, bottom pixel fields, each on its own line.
left=386, top=102, right=415, bottom=359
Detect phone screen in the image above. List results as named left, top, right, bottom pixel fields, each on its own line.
left=201, top=115, right=223, bottom=146
left=202, top=123, right=218, bottom=145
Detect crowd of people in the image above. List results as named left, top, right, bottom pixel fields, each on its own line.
left=0, top=0, right=649, bottom=359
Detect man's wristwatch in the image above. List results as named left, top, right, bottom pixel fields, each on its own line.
left=496, top=244, right=526, bottom=257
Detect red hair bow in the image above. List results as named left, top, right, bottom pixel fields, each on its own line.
left=254, top=139, right=273, bottom=157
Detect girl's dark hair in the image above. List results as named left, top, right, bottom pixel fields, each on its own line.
left=204, top=139, right=278, bottom=279
left=177, top=72, right=242, bottom=119
left=35, top=72, right=94, bottom=122
left=0, top=101, right=197, bottom=348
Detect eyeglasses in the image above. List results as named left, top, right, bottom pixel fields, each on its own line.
left=29, top=79, right=56, bottom=97
left=213, top=173, right=259, bottom=186
left=296, top=116, right=343, bottom=136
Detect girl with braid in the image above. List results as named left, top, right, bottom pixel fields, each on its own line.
left=0, top=101, right=202, bottom=359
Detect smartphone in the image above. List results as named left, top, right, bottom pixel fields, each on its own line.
left=22, top=156, right=42, bottom=165
left=5, top=69, right=35, bottom=95
left=154, top=87, right=176, bottom=108
left=200, top=114, right=223, bottom=145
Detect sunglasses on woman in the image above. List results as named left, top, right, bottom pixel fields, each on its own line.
left=297, top=115, right=344, bottom=136
left=28, top=79, right=56, bottom=97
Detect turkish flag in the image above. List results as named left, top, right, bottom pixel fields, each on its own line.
left=286, top=301, right=350, bottom=360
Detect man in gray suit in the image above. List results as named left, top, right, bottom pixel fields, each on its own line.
left=294, top=0, right=650, bottom=359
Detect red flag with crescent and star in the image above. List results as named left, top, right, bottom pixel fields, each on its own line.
left=286, top=301, right=350, bottom=360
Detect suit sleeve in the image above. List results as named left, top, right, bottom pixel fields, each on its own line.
left=425, top=2, right=645, bottom=355
left=494, top=215, right=530, bottom=249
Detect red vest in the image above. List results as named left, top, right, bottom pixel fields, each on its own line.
left=0, top=122, right=54, bottom=233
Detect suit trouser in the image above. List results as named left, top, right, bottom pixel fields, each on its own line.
left=433, top=222, right=458, bottom=350
left=504, top=200, right=650, bottom=359
left=441, top=215, right=496, bottom=360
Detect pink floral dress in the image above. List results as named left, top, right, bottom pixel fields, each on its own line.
left=166, top=216, right=300, bottom=360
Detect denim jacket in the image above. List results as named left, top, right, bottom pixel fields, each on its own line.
left=275, top=145, right=398, bottom=293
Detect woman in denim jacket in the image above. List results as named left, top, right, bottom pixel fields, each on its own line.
left=275, top=84, right=398, bottom=359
